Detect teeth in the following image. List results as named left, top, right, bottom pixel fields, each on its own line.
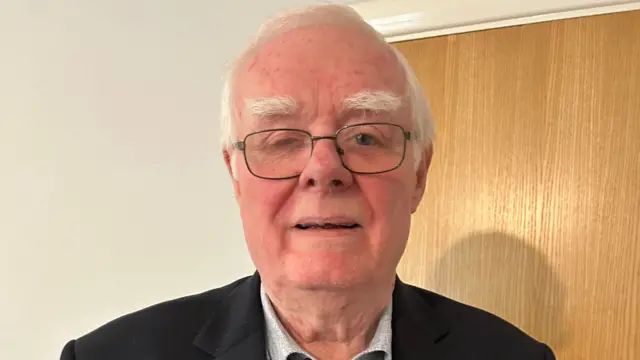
left=296, top=223, right=359, bottom=230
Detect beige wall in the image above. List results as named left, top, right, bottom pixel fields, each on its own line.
left=0, top=1, right=315, bottom=359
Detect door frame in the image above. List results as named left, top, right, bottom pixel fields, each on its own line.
left=350, top=0, right=640, bottom=42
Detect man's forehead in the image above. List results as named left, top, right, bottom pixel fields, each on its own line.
left=253, top=25, right=388, bottom=58
left=235, top=26, right=405, bottom=100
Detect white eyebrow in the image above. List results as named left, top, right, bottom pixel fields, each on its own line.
left=342, top=91, right=404, bottom=113
left=245, top=96, right=298, bottom=118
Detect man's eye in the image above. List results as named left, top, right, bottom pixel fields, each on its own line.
left=266, top=137, right=307, bottom=149
left=272, top=138, right=300, bottom=146
left=354, top=133, right=377, bottom=146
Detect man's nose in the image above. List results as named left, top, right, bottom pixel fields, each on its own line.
left=298, top=139, right=353, bottom=191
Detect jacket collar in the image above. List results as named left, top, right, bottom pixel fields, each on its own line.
left=193, top=273, right=450, bottom=360
left=391, top=278, right=451, bottom=358
left=193, top=272, right=267, bottom=359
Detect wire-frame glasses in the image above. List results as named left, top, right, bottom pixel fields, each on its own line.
left=233, top=122, right=416, bottom=180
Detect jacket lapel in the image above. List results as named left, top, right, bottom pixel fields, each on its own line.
left=391, top=278, right=450, bottom=360
left=193, top=272, right=267, bottom=360
left=192, top=274, right=450, bottom=360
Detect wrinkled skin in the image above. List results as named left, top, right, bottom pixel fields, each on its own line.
left=224, top=25, right=432, bottom=292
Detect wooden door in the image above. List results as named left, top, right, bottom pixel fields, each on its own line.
left=394, top=10, right=640, bottom=359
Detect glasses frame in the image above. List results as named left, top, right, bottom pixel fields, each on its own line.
left=233, top=122, right=416, bottom=180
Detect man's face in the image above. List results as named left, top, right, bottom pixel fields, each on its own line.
left=226, top=25, right=430, bottom=290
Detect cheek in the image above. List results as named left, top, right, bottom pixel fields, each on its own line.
left=362, top=172, right=412, bottom=215
left=238, top=177, right=293, bottom=225
left=361, top=175, right=414, bottom=229
left=237, top=178, right=295, bottom=266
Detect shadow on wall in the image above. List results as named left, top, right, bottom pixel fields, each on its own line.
left=431, top=231, right=570, bottom=351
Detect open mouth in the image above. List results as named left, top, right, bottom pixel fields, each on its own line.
left=295, top=223, right=361, bottom=230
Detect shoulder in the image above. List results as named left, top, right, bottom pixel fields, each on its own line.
left=65, top=276, right=250, bottom=360
left=402, top=283, right=555, bottom=359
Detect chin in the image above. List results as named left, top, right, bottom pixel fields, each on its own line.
left=283, top=254, right=370, bottom=290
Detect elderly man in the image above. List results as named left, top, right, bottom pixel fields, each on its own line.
left=61, top=4, right=555, bottom=360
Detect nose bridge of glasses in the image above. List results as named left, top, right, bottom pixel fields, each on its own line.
left=309, top=134, right=340, bottom=150
left=310, top=134, right=338, bottom=142
left=307, top=133, right=347, bottom=163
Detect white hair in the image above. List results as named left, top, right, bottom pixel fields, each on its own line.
left=246, top=91, right=403, bottom=119
left=343, top=90, right=404, bottom=113
left=219, top=4, right=435, bottom=174
left=246, top=96, right=297, bottom=118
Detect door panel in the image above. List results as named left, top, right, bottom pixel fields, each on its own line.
left=394, top=10, right=640, bottom=359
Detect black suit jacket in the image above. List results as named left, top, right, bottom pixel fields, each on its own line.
left=61, top=273, right=555, bottom=359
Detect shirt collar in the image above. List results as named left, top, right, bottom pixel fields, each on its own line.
left=260, top=285, right=392, bottom=360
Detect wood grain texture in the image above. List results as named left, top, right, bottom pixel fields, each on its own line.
left=394, top=10, right=640, bottom=359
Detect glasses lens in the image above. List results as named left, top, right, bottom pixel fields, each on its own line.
left=337, top=123, right=406, bottom=173
left=244, top=130, right=311, bottom=179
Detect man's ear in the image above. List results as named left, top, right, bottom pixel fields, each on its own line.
left=223, top=149, right=241, bottom=199
left=411, top=145, right=433, bottom=214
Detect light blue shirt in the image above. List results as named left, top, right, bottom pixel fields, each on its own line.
left=260, top=286, right=392, bottom=360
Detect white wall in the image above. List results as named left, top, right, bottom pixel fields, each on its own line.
left=0, top=1, right=318, bottom=359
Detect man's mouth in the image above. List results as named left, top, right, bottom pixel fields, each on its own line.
left=294, top=223, right=361, bottom=230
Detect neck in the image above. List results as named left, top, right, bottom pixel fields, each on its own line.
left=263, top=276, right=395, bottom=360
